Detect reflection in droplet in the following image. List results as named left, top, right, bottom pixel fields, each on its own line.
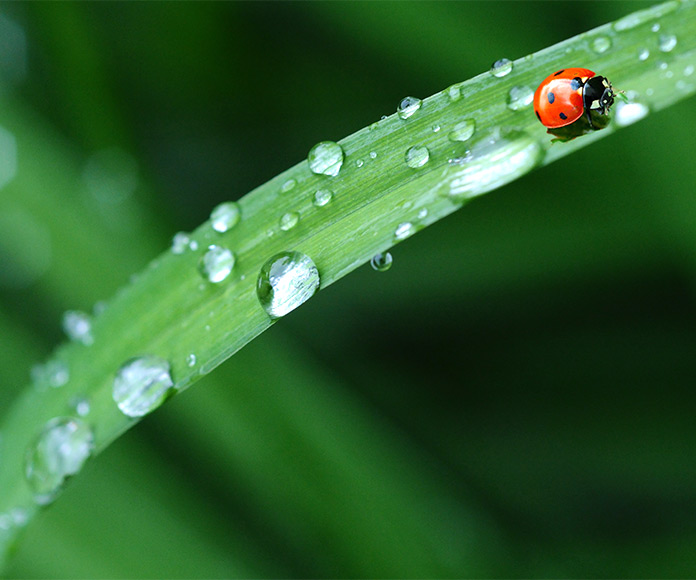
left=256, top=251, right=320, bottom=319
left=113, top=355, right=175, bottom=417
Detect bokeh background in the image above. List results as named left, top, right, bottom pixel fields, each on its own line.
left=2, top=2, right=696, bottom=577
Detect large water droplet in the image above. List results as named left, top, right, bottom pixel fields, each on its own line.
left=658, top=33, right=677, bottom=52
left=313, top=189, right=333, bottom=207
left=405, top=146, right=430, bottom=169
left=256, top=251, right=320, bottom=319
left=308, top=141, right=344, bottom=177
left=210, top=201, right=241, bottom=233
left=113, top=355, right=175, bottom=417
left=490, top=58, right=513, bottom=78
left=441, top=129, right=544, bottom=202
left=397, top=96, right=422, bottom=119
left=448, top=119, right=476, bottom=143
left=62, top=310, right=94, bottom=346
left=614, top=100, right=649, bottom=127
left=25, top=417, right=94, bottom=504
left=370, top=252, right=393, bottom=272
left=506, top=86, right=534, bottom=111
left=198, top=245, right=235, bottom=283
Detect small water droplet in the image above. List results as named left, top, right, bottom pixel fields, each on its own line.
left=113, top=355, right=175, bottom=417
left=313, top=189, right=333, bottom=207
left=638, top=48, right=650, bottom=61
left=394, top=222, right=414, bottom=241
left=397, top=96, right=422, bottom=119
left=279, top=211, right=300, bottom=231
left=432, top=124, right=441, bottom=133
left=658, top=33, right=677, bottom=52
left=308, top=141, right=344, bottom=177
left=62, top=310, right=94, bottom=345
left=370, top=252, right=393, bottom=272
left=684, top=65, right=694, bottom=77
left=32, top=360, right=70, bottom=389
left=490, top=58, right=513, bottom=78
left=592, top=36, right=612, bottom=53
left=171, top=232, right=192, bottom=254
left=417, top=208, right=428, bottom=220
left=70, top=396, right=91, bottom=417
left=256, top=251, right=320, bottom=319
left=506, top=86, right=534, bottom=111
left=405, top=146, right=430, bottom=169
left=198, top=245, right=235, bottom=283
left=186, top=353, right=197, bottom=367
left=281, top=178, right=297, bottom=193
left=614, top=101, right=649, bottom=127
left=651, top=23, right=661, bottom=32
left=355, top=158, right=364, bottom=168
left=447, top=84, right=463, bottom=101
left=210, top=201, right=241, bottom=233
left=448, top=119, right=476, bottom=143
left=25, top=417, right=94, bottom=504
left=369, top=151, right=377, bottom=159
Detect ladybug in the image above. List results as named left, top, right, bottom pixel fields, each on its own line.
left=533, top=68, right=616, bottom=129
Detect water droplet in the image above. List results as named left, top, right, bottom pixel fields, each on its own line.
left=651, top=23, right=661, bottom=32
left=313, top=189, right=333, bottom=207
left=397, top=96, right=422, bottom=119
left=506, top=86, right=534, bottom=111
left=186, top=353, right=197, bottom=367
left=684, top=65, right=694, bottom=77
left=25, top=417, right=94, bottom=504
left=308, top=141, right=344, bottom=177
left=32, top=360, right=69, bottom=389
left=355, top=158, right=364, bottom=168
left=447, top=84, right=463, bottom=101
left=490, top=58, right=513, bottom=78
left=394, top=222, right=414, bottom=241
left=440, top=129, right=544, bottom=202
left=256, top=251, right=320, bottom=319
left=638, top=48, right=650, bottom=61
left=592, top=36, right=612, bottom=53
left=70, top=396, right=91, bottom=417
left=62, top=310, right=94, bottom=346
left=369, top=151, right=377, bottom=159
left=198, top=245, right=235, bottom=283
left=614, top=101, right=649, bottom=127
left=417, top=208, right=428, bottom=220
left=171, top=232, right=192, bottom=254
left=279, top=211, right=300, bottom=231
left=432, top=124, right=441, bottom=133
left=281, top=178, right=297, bottom=193
left=210, top=201, right=241, bottom=233
left=370, top=252, right=393, bottom=272
left=448, top=119, right=476, bottom=143
left=658, top=33, right=677, bottom=52
left=113, top=355, right=175, bottom=417
left=405, top=146, right=430, bottom=169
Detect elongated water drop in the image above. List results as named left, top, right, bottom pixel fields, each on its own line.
left=397, top=96, right=422, bottom=119
left=256, top=251, right=320, bottom=319
left=308, top=141, right=344, bottom=177
left=113, top=355, right=175, bottom=417
left=25, top=417, right=94, bottom=504
left=198, top=245, right=235, bottom=283
left=210, top=201, right=241, bottom=233
left=490, top=58, right=513, bottom=78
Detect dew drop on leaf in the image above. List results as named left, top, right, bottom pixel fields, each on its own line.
left=256, top=251, right=320, bottom=319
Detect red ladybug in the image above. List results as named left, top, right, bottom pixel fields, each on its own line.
left=533, top=68, right=616, bottom=129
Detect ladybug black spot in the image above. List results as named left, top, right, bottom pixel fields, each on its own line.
left=547, top=92, right=555, bottom=104
left=570, top=78, right=582, bottom=91
left=559, top=112, right=568, bottom=120
left=553, top=69, right=565, bottom=76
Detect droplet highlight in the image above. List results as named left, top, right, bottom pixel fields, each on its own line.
left=394, top=222, right=415, bottom=241
left=210, top=201, right=241, bottom=233
left=62, top=310, right=94, bottom=346
left=198, top=245, right=235, bottom=283
left=113, top=355, right=175, bottom=418
left=658, top=34, right=677, bottom=53
left=25, top=417, right=94, bottom=504
left=256, top=251, right=320, bottom=319
left=308, top=141, right=344, bottom=177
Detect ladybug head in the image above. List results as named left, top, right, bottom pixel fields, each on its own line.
left=583, top=75, right=615, bottom=115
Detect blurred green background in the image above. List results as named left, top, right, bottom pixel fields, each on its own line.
left=2, top=1, right=696, bottom=577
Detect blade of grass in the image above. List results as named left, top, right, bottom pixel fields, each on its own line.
left=1, top=0, right=695, bottom=567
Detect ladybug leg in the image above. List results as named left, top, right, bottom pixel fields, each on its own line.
left=585, top=108, right=594, bottom=129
